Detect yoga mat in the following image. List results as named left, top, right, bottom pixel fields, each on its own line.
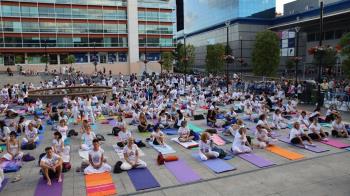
left=192, top=154, right=236, bottom=173
left=0, top=178, right=8, bottom=192
left=320, top=139, right=350, bottom=149
left=108, top=120, right=116, bottom=126
left=266, top=145, right=304, bottom=160
left=148, top=142, right=176, bottom=154
left=212, top=134, right=226, bottom=146
left=188, top=123, right=203, bottom=133
left=34, top=176, right=63, bottom=196
left=279, top=137, right=329, bottom=153
left=85, top=173, right=116, bottom=196
left=163, top=128, right=178, bottom=135
left=320, top=123, right=332, bottom=128
left=127, top=168, right=160, bottom=191
left=238, top=153, right=275, bottom=168
left=171, top=138, right=198, bottom=148
left=165, top=160, right=201, bottom=184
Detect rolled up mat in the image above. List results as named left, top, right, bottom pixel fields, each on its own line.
left=238, top=153, right=275, bottom=168
left=34, top=176, right=63, bottom=196
left=211, top=134, right=226, bottom=146
left=165, top=159, right=201, bottom=184
left=279, top=137, right=329, bottom=153
left=320, top=139, right=350, bottom=149
left=266, top=145, right=304, bottom=160
left=188, top=123, right=203, bottom=133
left=85, top=173, right=116, bottom=196
left=192, top=154, right=236, bottom=173
left=127, top=168, right=160, bottom=191
left=148, top=142, right=176, bottom=154
left=0, top=178, right=8, bottom=192
left=162, top=128, right=178, bottom=135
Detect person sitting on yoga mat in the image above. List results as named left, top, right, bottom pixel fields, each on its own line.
left=121, top=137, right=147, bottom=171
left=255, top=124, right=277, bottom=149
left=57, top=119, right=68, bottom=142
left=178, top=121, right=194, bottom=142
left=0, top=120, right=11, bottom=143
left=206, top=109, right=218, bottom=127
left=325, top=105, right=339, bottom=123
left=298, top=111, right=310, bottom=130
left=199, top=132, right=219, bottom=160
left=289, top=122, right=315, bottom=147
left=52, top=131, right=65, bottom=156
left=223, top=119, right=244, bottom=136
left=151, top=127, right=166, bottom=147
left=81, top=119, right=89, bottom=134
left=257, top=114, right=274, bottom=132
left=308, top=117, right=329, bottom=141
left=174, top=110, right=185, bottom=129
left=158, top=110, right=170, bottom=129
left=117, top=128, right=132, bottom=148
left=138, top=112, right=151, bottom=132
left=22, top=122, right=39, bottom=145
left=224, top=107, right=237, bottom=125
left=272, top=109, right=288, bottom=130
left=40, top=147, right=63, bottom=186
left=115, top=116, right=127, bottom=131
left=331, top=116, right=349, bottom=138
left=84, top=139, right=111, bottom=175
left=1, top=131, right=23, bottom=163
left=81, top=125, right=96, bottom=151
left=32, top=115, right=43, bottom=130
left=231, top=127, right=252, bottom=154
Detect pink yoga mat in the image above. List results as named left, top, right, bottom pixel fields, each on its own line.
left=212, top=134, right=225, bottom=146
left=34, top=176, right=63, bottom=196
left=164, top=159, right=201, bottom=184
left=320, top=139, right=350, bottom=149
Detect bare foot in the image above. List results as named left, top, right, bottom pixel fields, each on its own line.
left=47, top=180, right=52, bottom=186
left=58, top=177, right=62, bottom=183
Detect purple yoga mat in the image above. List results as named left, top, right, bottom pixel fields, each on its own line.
left=320, top=139, right=350, bottom=149
left=127, top=168, right=160, bottom=191
left=279, top=137, right=329, bottom=153
left=0, top=178, right=8, bottom=192
left=109, top=120, right=116, bottom=126
left=164, top=160, right=201, bottom=184
left=238, top=153, right=275, bottom=168
left=192, top=154, right=236, bottom=173
left=34, top=176, right=63, bottom=196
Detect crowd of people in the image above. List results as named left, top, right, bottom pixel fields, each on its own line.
left=0, top=72, right=349, bottom=187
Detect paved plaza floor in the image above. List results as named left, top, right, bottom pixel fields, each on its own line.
left=0, top=74, right=349, bottom=196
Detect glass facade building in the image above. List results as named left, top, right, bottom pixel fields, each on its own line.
left=183, top=0, right=275, bottom=34
left=0, top=0, right=175, bottom=66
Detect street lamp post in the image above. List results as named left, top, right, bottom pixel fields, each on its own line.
left=183, top=33, right=187, bottom=88
left=93, top=42, right=97, bottom=72
left=144, top=46, right=148, bottom=75
left=317, top=1, right=324, bottom=108
left=240, top=35, right=243, bottom=77
left=225, top=20, right=230, bottom=93
left=295, top=26, right=301, bottom=84
left=44, top=40, right=48, bottom=72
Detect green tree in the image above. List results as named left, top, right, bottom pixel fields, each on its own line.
left=161, top=52, right=174, bottom=73
left=174, top=43, right=195, bottom=73
left=339, top=32, right=350, bottom=77
left=40, top=55, right=49, bottom=64
left=66, top=55, right=76, bottom=66
left=285, top=59, right=295, bottom=70
left=252, top=30, right=280, bottom=76
left=205, top=44, right=226, bottom=74
left=15, top=55, right=24, bottom=64
left=312, top=47, right=337, bottom=74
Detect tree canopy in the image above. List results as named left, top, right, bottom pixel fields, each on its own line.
left=205, top=44, right=226, bottom=74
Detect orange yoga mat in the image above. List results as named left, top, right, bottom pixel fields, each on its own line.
left=85, top=172, right=117, bottom=196
left=266, top=145, right=304, bottom=160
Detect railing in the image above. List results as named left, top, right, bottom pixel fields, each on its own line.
left=324, top=92, right=350, bottom=111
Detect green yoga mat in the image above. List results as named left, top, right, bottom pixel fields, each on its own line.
left=188, top=123, right=204, bottom=133
left=320, top=123, right=331, bottom=128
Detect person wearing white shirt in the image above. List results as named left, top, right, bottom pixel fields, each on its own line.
left=289, top=122, right=314, bottom=146
left=331, top=116, right=349, bottom=138
left=40, top=147, right=63, bottom=186
left=23, top=123, right=39, bottom=144
left=198, top=132, right=219, bottom=160
left=121, top=137, right=147, bottom=171
left=81, top=126, right=96, bottom=151
left=178, top=121, right=194, bottom=142
left=272, top=109, right=288, bottom=130
left=57, top=119, right=68, bottom=142
left=308, top=118, right=329, bottom=141
left=255, top=124, right=277, bottom=148
left=231, top=127, right=251, bottom=154
left=298, top=111, right=310, bottom=130
left=84, top=139, right=111, bottom=175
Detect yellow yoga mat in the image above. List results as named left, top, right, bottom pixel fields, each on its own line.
left=266, top=145, right=304, bottom=160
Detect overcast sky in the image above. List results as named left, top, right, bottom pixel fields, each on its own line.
left=276, top=0, right=296, bottom=13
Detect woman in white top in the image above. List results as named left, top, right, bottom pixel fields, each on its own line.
left=308, top=117, right=329, bottom=141
left=257, top=114, right=274, bottom=131
left=23, top=122, right=39, bottom=144
left=158, top=110, right=170, bottom=129
left=121, top=137, right=147, bottom=171
left=223, top=119, right=244, bottom=136
left=151, top=127, right=166, bottom=146
left=81, top=126, right=96, bottom=151
left=57, top=119, right=68, bottom=142
left=298, top=111, right=310, bottom=130
left=0, top=120, right=11, bottom=143
left=231, top=127, right=252, bottom=154
left=178, top=121, right=194, bottom=142
left=255, top=124, right=277, bottom=149
left=198, top=132, right=219, bottom=160
left=272, top=109, right=288, bottom=130
left=331, top=116, right=349, bottom=138
left=52, top=131, right=64, bottom=156
left=289, top=122, right=314, bottom=146
left=1, top=131, right=23, bottom=162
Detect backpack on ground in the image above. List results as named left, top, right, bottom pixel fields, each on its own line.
left=212, top=146, right=227, bottom=159
left=62, top=162, right=71, bottom=173
left=22, top=153, right=35, bottom=162
left=96, top=134, right=105, bottom=141
left=21, top=143, right=36, bottom=150
left=157, top=152, right=165, bottom=165
left=113, top=161, right=123, bottom=174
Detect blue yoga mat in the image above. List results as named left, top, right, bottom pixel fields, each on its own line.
left=162, top=128, right=178, bottom=135
left=192, top=154, right=236, bottom=173
left=127, top=168, right=160, bottom=191
left=0, top=178, right=8, bottom=192
left=148, top=142, right=176, bottom=154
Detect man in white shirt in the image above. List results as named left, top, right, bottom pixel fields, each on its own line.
left=40, top=147, right=63, bottom=186
left=84, top=139, right=111, bottom=175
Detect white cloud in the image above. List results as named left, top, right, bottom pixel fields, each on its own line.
left=276, top=0, right=296, bottom=14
